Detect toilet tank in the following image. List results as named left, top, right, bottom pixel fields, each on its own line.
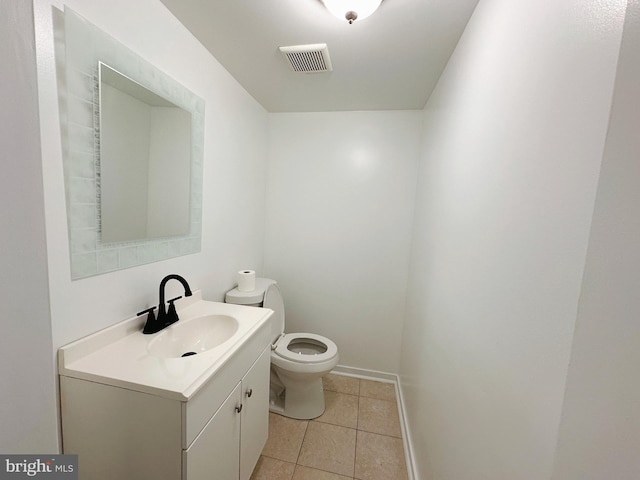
left=224, top=277, right=275, bottom=305
left=225, top=277, right=284, bottom=343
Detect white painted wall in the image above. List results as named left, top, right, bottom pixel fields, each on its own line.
left=552, top=1, right=640, bottom=477
left=0, top=0, right=58, bottom=453
left=399, top=0, right=626, bottom=478
left=264, top=111, right=422, bottom=372
left=33, top=0, right=268, bottom=449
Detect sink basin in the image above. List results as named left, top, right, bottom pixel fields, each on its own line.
left=148, top=314, right=239, bottom=358
left=58, top=291, right=274, bottom=400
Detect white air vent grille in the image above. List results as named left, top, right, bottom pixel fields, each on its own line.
left=279, top=44, right=333, bottom=73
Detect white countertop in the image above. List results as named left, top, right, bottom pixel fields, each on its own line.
left=58, top=291, right=273, bottom=401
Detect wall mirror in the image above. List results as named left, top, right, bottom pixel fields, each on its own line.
left=56, top=7, right=205, bottom=279
left=99, top=62, right=191, bottom=243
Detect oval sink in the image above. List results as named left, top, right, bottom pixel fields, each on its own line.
left=148, top=314, right=239, bottom=358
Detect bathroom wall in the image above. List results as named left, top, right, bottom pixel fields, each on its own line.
left=551, top=1, right=640, bottom=477
left=399, top=0, right=627, bottom=478
left=0, top=0, right=58, bottom=453
left=33, top=0, right=268, bottom=449
left=264, top=111, right=422, bottom=372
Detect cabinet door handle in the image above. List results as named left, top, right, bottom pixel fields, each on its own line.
left=246, top=388, right=253, bottom=398
left=235, top=403, right=243, bottom=414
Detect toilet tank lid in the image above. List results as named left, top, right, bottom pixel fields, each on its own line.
left=225, top=277, right=276, bottom=305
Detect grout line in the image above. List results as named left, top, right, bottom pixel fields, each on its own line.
left=356, top=391, right=361, bottom=431
left=293, top=419, right=310, bottom=467
left=353, top=428, right=359, bottom=479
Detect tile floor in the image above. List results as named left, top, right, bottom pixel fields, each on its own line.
left=250, top=373, right=409, bottom=480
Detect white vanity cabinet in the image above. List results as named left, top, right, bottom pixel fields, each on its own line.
left=183, top=345, right=270, bottom=480
left=184, top=383, right=241, bottom=480
left=239, top=348, right=270, bottom=480
left=59, top=309, right=271, bottom=480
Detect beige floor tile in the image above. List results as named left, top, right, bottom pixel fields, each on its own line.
left=250, top=456, right=296, bottom=480
left=323, top=374, right=360, bottom=396
left=358, top=379, right=396, bottom=402
left=357, top=396, right=402, bottom=437
left=297, top=422, right=357, bottom=477
left=262, top=413, right=309, bottom=463
left=292, top=465, right=353, bottom=480
left=313, top=391, right=359, bottom=429
left=355, top=431, right=407, bottom=480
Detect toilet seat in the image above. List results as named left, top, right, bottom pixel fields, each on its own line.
left=273, top=333, right=338, bottom=364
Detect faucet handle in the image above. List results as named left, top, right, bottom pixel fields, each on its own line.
left=137, top=306, right=160, bottom=335
left=167, top=296, right=182, bottom=304
left=137, top=306, right=156, bottom=317
left=167, top=296, right=182, bottom=315
left=165, top=296, right=182, bottom=327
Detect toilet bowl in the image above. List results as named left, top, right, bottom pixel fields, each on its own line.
left=225, top=278, right=339, bottom=419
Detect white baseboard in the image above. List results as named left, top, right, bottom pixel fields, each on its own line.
left=331, top=364, right=397, bottom=383
left=330, top=365, right=418, bottom=480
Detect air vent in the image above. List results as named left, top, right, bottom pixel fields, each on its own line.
left=279, top=44, right=333, bottom=73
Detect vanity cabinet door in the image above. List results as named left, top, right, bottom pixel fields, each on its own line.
left=184, top=383, right=242, bottom=480
left=240, top=346, right=271, bottom=480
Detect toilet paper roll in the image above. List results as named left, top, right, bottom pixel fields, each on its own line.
left=237, top=270, right=256, bottom=292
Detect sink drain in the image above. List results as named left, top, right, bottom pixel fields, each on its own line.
left=181, top=351, right=197, bottom=357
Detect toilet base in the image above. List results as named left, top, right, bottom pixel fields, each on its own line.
left=269, top=376, right=325, bottom=420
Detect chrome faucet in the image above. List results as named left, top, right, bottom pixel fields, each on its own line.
left=138, top=274, right=193, bottom=334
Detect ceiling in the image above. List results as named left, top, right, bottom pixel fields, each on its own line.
left=159, top=0, right=480, bottom=112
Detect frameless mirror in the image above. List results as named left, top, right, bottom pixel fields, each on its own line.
left=99, top=63, right=191, bottom=243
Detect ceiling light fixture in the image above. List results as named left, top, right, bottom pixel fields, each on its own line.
left=322, top=0, right=382, bottom=24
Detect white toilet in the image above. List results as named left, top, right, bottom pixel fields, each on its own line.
left=225, top=278, right=339, bottom=419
